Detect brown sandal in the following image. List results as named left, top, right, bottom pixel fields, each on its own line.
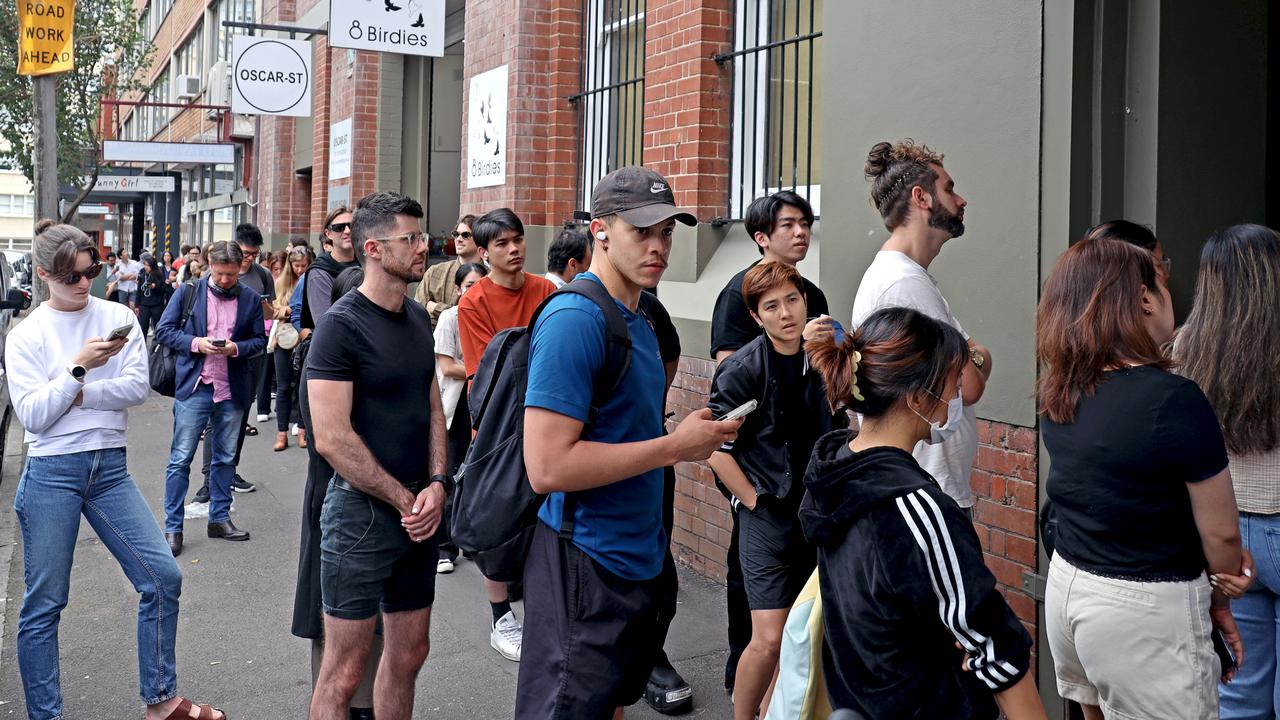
left=159, top=697, right=227, bottom=720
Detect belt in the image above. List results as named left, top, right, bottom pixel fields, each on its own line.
left=331, top=475, right=428, bottom=495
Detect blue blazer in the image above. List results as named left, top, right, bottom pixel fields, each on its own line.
left=156, top=277, right=267, bottom=407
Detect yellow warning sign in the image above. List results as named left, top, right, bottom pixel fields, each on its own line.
left=17, top=0, right=75, bottom=76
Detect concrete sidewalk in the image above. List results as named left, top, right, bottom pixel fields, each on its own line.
left=0, top=393, right=734, bottom=718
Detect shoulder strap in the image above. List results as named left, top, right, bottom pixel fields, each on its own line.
left=179, top=281, right=198, bottom=329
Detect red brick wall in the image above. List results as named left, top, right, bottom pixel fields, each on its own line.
left=664, top=363, right=1042, bottom=640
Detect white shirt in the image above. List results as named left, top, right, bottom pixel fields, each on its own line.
left=115, top=259, right=143, bottom=292
left=851, top=250, right=978, bottom=508
left=433, top=306, right=465, bottom=429
left=544, top=271, right=567, bottom=289
left=4, top=296, right=150, bottom=456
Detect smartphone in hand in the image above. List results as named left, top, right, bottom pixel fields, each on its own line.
left=720, top=399, right=758, bottom=422
left=106, top=323, right=133, bottom=341
left=212, top=339, right=227, bottom=348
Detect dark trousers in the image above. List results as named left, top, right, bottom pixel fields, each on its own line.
left=434, top=387, right=470, bottom=561
left=272, top=347, right=299, bottom=433
left=201, top=355, right=267, bottom=481
left=257, top=348, right=274, bottom=416
left=724, top=510, right=752, bottom=690
left=137, top=304, right=164, bottom=337
left=652, top=464, right=680, bottom=670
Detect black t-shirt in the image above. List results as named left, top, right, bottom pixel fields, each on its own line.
left=772, top=346, right=817, bottom=499
left=239, top=263, right=276, bottom=302
left=1043, top=365, right=1229, bottom=581
left=710, top=261, right=828, bottom=356
left=306, top=290, right=437, bottom=487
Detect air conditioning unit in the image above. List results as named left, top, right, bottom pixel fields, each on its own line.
left=206, top=61, right=232, bottom=115
left=175, top=74, right=201, bottom=100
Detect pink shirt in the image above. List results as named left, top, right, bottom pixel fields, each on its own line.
left=190, top=286, right=239, bottom=402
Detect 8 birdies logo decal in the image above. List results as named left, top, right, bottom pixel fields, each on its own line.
left=330, top=0, right=445, bottom=57
left=231, top=36, right=313, bottom=117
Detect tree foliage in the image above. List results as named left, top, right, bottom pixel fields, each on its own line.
left=0, top=0, right=154, bottom=221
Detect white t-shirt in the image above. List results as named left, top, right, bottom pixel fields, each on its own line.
left=433, top=305, right=465, bottom=429
left=4, top=296, right=150, bottom=456
left=851, top=250, right=978, bottom=508
left=115, top=259, right=143, bottom=292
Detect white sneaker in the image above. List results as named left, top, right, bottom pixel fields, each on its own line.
left=290, top=423, right=299, bottom=437
left=490, top=611, right=522, bottom=662
left=437, top=557, right=455, bottom=574
left=255, top=414, right=269, bottom=423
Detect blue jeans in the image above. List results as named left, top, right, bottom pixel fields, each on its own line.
left=14, top=449, right=182, bottom=719
left=165, top=383, right=239, bottom=531
left=1221, top=512, right=1280, bottom=718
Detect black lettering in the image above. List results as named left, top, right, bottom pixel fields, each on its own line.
left=348, top=20, right=362, bottom=41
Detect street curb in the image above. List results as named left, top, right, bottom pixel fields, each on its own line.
left=0, top=410, right=26, bottom=681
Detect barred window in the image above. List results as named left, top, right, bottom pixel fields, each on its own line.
left=719, top=0, right=823, bottom=220
left=216, top=0, right=257, bottom=63
left=571, top=0, right=646, bottom=210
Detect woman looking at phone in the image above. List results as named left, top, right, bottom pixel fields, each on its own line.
left=4, top=220, right=226, bottom=720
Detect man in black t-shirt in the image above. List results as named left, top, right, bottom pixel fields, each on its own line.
left=708, top=190, right=834, bottom=693
left=306, top=192, right=449, bottom=720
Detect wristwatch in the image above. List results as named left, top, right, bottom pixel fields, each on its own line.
left=970, top=347, right=986, bottom=369
left=67, top=364, right=87, bottom=383
left=428, top=473, right=454, bottom=496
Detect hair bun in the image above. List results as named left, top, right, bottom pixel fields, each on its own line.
left=34, top=218, right=57, bottom=234
left=864, top=142, right=893, bottom=179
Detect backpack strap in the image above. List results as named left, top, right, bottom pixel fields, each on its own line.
left=179, top=280, right=198, bottom=332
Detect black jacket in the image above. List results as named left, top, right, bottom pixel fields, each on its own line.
left=708, top=335, right=846, bottom=501
left=800, top=431, right=1032, bottom=719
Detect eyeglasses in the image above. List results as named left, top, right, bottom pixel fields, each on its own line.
left=57, top=262, right=103, bottom=285
left=327, top=222, right=351, bottom=233
left=372, top=231, right=427, bottom=248
left=451, top=231, right=473, bottom=239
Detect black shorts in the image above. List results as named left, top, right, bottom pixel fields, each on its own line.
left=738, top=498, right=815, bottom=610
left=515, top=522, right=662, bottom=719
left=319, top=479, right=438, bottom=620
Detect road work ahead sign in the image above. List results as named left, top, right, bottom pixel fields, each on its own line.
left=330, top=0, right=445, bottom=57
left=231, top=36, right=313, bottom=117
left=17, top=0, right=75, bottom=76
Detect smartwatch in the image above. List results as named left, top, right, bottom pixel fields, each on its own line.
left=428, top=473, right=454, bottom=496
left=67, top=364, right=87, bottom=382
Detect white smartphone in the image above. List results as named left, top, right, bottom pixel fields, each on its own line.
left=720, top=399, right=758, bottom=422
left=106, top=323, right=133, bottom=341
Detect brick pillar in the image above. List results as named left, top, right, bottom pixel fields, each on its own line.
left=642, top=0, right=733, bottom=220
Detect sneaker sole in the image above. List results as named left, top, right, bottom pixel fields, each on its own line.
left=232, top=486, right=256, bottom=493
left=490, top=636, right=520, bottom=662
left=437, top=564, right=454, bottom=574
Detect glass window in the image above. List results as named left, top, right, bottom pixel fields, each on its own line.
left=215, top=0, right=258, bottom=63
left=576, top=0, right=646, bottom=210
left=0, top=196, right=12, bottom=214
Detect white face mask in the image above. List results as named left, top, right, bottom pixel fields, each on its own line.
left=912, top=387, right=964, bottom=445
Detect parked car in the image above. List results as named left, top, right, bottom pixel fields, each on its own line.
left=2, top=250, right=31, bottom=291
left=0, top=261, right=31, bottom=480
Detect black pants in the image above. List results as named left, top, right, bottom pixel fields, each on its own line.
left=201, top=355, right=267, bottom=480
left=651, top=464, right=680, bottom=671
left=257, top=348, right=274, bottom=416
left=434, top=386, right=471, bottom=561
left=137, top=303, right=164, bottom=337
left=272, top=347, right=299, bottom=433
left=725, top=510, right=752, bottom=690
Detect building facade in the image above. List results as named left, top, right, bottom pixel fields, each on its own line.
left=111, top=0, right=1278, bottom=713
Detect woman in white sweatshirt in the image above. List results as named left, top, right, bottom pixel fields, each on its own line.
left=5, top=221, right=226, bottom=720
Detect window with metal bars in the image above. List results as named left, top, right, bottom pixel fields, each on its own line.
left=718, top=0, right=823, bottom=221
left=570, top=0, right=647, bottom=211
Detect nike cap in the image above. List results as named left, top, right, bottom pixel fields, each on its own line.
left=590, top=166, right=697, bottom=228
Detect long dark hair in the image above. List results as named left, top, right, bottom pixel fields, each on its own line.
left=1175, top=224, right=1280, bottom=455
left=1036, top=238, right=1171, bottom=423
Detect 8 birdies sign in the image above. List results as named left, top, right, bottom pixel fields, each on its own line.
left=231, top=36, right=313, bottom=117
left=330, top=0, right=445, bottom=57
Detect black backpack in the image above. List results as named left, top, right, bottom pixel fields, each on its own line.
left=149, top=281, right=197, bottom=397
left=451, top=278, right=633, bottom=582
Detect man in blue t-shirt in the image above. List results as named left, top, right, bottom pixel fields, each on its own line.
left=516, top=166, right=742, bottom=719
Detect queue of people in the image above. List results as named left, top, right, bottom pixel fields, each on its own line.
left=6, top=143, right=1279, bottom=720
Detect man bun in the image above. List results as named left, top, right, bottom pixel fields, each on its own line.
left=34, top=218, right=57, bottom=234
left=864, top=141, right=895, bottom=180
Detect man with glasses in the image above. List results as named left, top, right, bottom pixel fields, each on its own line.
left=302, top=207, right=360, bottom=333
left=414, top=214, right=482, bottom=324
left=307, top=191, right=448, bottom=719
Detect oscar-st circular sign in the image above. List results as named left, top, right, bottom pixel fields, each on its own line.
left=231, top=36, right=313, bottom=117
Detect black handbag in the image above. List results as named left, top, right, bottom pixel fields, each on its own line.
left=149, top=282, right=197, bottom=397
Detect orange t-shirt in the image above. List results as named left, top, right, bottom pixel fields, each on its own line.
left=457, top=273, right=558, bottom=380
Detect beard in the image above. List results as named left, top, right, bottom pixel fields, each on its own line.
left=386, top=257, right=425, bottom=284
left=928, top=202, right=965, bottom=239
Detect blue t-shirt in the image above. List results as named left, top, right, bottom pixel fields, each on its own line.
left=528, top=273, right=667, bottom=581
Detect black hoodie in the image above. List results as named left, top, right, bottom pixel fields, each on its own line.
left=799, top=431, right=1032, bottom=719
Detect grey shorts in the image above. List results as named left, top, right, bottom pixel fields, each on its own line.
left=1045, top=555, right=1218, bottom=719
left=319, top=479, right=437, bottom=620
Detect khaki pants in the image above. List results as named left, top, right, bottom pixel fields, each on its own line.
left=1045, top=555, right=1219, bottom=719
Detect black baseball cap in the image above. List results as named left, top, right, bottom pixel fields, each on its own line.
left=590, top=166, right=697, bottom=228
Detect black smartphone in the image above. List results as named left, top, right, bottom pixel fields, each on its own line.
left=1212, top=628, right=1237, bottom=679
left=212, top=339, right=227, bottom=348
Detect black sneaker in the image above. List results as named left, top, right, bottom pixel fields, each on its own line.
left=192, top=484, right=211, bottom=504
left=644, top=660, right=693, bottom=715
left=232, top=475, right=257, bottom=493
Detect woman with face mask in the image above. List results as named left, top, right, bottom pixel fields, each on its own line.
left=1039, top=238, right=1250, bottom=720
left=707, top=262, right=849, bottom=720
left=802, top=306, right=1043, bottom=720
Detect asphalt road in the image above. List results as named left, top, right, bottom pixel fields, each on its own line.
left=0, top=391, right=735, bottom=719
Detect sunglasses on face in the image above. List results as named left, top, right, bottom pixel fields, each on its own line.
left=58, top=263, right=104, bottom=285
left=451, top=231, right=473, bottom=239
left=328, top=222, right=351, bottom=233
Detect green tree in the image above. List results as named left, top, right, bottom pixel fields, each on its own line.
left=0, top=0, right=154, bottom=221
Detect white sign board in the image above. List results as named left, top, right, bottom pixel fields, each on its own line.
left=103, top=141, right=235, bottom=165
left=467, top=64, right=508, bottom=189
left=330, top=0, right=445, bottom=57
left=90, top=175, right=175, bottom=192
left=231, top=36, right=312, bottom=117
left=329, top=118, right=353, bottom=181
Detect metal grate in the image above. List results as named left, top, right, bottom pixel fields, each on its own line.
left=570, top=0, right=647, bottom=210
left=717, top=0, right=823, bottom=221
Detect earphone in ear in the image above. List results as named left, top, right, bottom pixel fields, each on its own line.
left=596, top=231, right=607, bottom=241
